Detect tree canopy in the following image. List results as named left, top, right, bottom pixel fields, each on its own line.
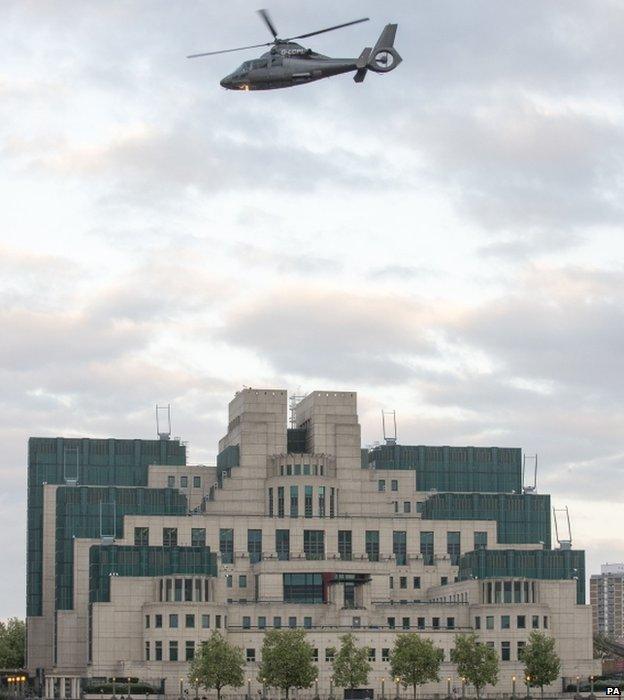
left=451, top=633, right=499, bottom=700
left=258, top=629, right=317, bottom=699
left=188, top=631, right=244, bottom=700
left=0, top=619, right=25, bottom=669
left=522, top=632, right=561, bottom=698
left=331, top=633, right=371, bottom=690
left=390, top=634, right=444, bottom=699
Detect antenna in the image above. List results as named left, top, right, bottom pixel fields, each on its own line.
left=289, top=393, right=306, bottom=429
left=553, top=506, right=572, bottom=550
left=156, top=404, right=171, bottom=441
left=382, top=410, right=397, bottom=445
left=522, top=453, right=538, bottom=493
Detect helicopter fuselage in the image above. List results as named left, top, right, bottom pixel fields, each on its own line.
left=220, top=45, right=360, bottom=90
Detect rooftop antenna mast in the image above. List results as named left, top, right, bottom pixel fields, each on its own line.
left=522, top=453, right=538, bottom=493
left=156, top=404, right=171, bottom=441
left=382, top=410, right=397, bottom=446
left=553, top=506, right=572, bottom=550
left=289, top=392, right=306, bottom=429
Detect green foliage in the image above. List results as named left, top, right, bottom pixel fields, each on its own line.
left=331, top=634, right=371, bottom=690
left=522, top=632, right=561, bottom=698
left=0, top=618, right=25, bottom=668
left=451, top=633, right=499, bottom=700
left=188, top=631, right=244, bottom=700
left=390, top=634, right=444, bottom=699
left=258, top=629, right=317, bottom=699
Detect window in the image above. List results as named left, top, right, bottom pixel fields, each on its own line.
left=169, top=640, right=178, bottom=661
left=378, top=479, right=386, bottom=492
left=441, top=576, right=448, bottom=585
left=352, top=616, right=361, bottom=628
left=501, top=641, right=510, bottom=662
left=402, top=617, right=410, bottom=630
left=283, top=573, right=323, bottom=603
left=169, top=614, right=178, bottom=628
left=330, top=487, right=335, bottom=518
left=413, top=576, right=421, bottom=589
left=242, top=616, right=251, bottom=629
left=382, top=648, right=390, bottom=662
left=248, top=529, right=262, bottom=564
left=318, top=486, right=326, bottom=517
left=290, top=485, right=299, bottom=517
left=304, top=616, right=312, bottom=629
left=193, top=476, right=201, bottom=488
left=145, top=614, right=150, bottom=628
left=504, top=580, right=512, bottom=603
left=447, top=617, right=455, bottom=629
left=288, top=616, right=297, bottom=629
left=186, top=640, right=195, bottom=661
left=391, top=479, right=398, bottom=491
left=474, top=531, right=487, bottom=550
left=501, top=615, right=510, bottom=630
left=155, top=640, right=162, bottom=661
left=417, top=617, right=425, bottom=630
left=387, top=617, right=395, bottom=629
left=220, top=528, right=234, bottom=564
left=286, top=465, right=292, bottom=476
left=486, top=616, right=494, bottom=630
left=174, top=578, right=183, bottom=601
left=134, top=527, right=149, bottom=546
left=303, top=530, right=325, bottom=560
left=475, top=616, right=481, bottom=630
left=368, top=648, right=376, bottom=661
left=226, top=574, right=233, bottom=588
left=338, top=530, right=352, bottom=561
left=167, top=475, right=175, bottom=488
left=325, top=648, right=334, bottom=662
left=543, top=616, right=548, bottom=629
left=215, top=615, right=221, bottom=629
left=163, top=527, right=177, bottom=547
left=145, top=641, right=150, bottom=661
left=393, top=531, right=407, bottom=565
left=276, top=529, right=290, bottom=561
left=294, top=464, right=301, bottom=475
left=258, top=616, right=266, bottom=629
left=277, top=487, right=285, bottom=518
left=185, top=614, right=195, bottom=628
left=517, top=615, right=526, bottom=629
left=155, top=614, right=162, bottom=628
left=400, top=576, right=407, bottom=589
left=239, top=575, right=247, bottom=588
left=273, top=616, right=281, bottom=629
left=517, top=641, right=526, bottom=660
left=180, top=475, right=188, bottom=488
left=304, top=485, right=313, bottom=517
left=432, top=617, right=440, bottom=629
left=202, top=614, right=210, bottom=629
left=191, top=528, right=206, bottom=547
left=366, top=531, right=380, bottom=562
left=389, top=576, right=394, bottom=590
left=532, top=615, right=539, bottom=629
left=420, top=531, right=434, bottom=565
left=447, top=531, right=461, bottom=566
left=312, top=648, right=319, bottom=662
left=403, top=501, right=411, bottom=513
left=246, top=648, right=255, bottom=663
left=268, top=488, right=273, bottom=517
left=393, top=501, right=399, bottom=513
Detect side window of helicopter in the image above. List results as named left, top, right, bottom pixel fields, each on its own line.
left=270, top=55, right=283, bottom=67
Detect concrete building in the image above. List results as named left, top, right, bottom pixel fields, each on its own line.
left=26, top=389, right=597, bottom=698
left=591, top=564, right=624, bottom=638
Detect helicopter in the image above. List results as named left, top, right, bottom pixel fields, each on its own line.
left=187, top=9, right=402, bottom=91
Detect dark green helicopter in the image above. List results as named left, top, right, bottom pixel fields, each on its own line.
left=187, top=9, right=402, bottom=91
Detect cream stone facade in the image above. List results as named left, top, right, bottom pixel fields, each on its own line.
left=27, top=389, right=598, bottom=698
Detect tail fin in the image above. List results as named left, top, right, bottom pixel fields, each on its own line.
left=367, top=23, right=402, bottom=73
left=354, top=47, right=371, bottom=83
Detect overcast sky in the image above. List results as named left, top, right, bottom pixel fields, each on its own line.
left=2, top=0, right=624, bottom=619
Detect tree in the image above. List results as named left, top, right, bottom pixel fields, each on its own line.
left=0, top=618, right=25, bottom=668
left=451, top=633, right=499, bottom=700
left=331, top=633, right=372, bottom=691
left=522, top=632, right=561, bottom=699
left=390, top=634, right=444, bottom=699
left=258, top=629, right=317, bottom=699
left=188, top=631, right=244, bottom=700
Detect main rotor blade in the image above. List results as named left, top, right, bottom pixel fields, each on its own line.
left=257, top=8, right=278, bottom=39
left=285, top=17, right=369, bottom=42
left=187, top=42, right=272, bottom=58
